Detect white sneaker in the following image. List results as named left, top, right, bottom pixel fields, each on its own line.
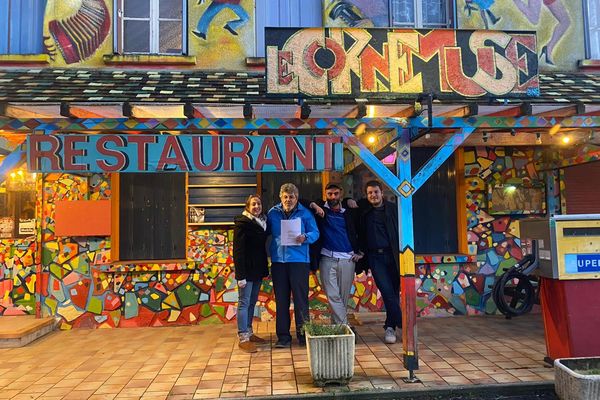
left=384, top=327, right=396, bottom=344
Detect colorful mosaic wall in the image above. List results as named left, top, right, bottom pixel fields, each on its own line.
left=0, top=146, right=570, bottom=324
left=31, top=172, right=382, bottom=328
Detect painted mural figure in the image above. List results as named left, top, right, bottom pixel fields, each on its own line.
left=193, top=0, right=249, bottom=40
left=44, top=0, right=110, bottom=64
left=267, top=183, right=319, bottom=348
left=511, top=0, right=570, bottom=65
left=464, top=0, right=501, bottom=29
left=233, top=195, right=269, bottom=353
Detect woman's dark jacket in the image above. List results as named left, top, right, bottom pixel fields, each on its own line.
left=233, top=214, right=269, bottom=281
left=357, top=199, right=400, bottom=273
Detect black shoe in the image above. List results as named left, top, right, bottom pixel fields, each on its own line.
left=192, top=30, right=206, bottom=40
left=274, top=338, right=291, bottom=348
left=297, top=336, right=306, bottom=347
left=223, top=24, right=238, bottom=36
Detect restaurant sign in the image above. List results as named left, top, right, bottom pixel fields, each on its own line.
left=27, top=134, right=343, bottom=173
left=266, top=28, right=539, bottom=99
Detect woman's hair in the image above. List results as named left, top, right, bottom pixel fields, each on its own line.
left=244, top=194, right=262, bottom=212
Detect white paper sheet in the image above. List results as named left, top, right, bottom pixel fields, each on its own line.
left=281, top=218, right=301, bottom=246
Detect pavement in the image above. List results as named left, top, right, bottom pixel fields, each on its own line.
left=0, top=313, right=555, bottom=399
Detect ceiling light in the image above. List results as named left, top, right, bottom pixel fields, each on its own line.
left=562, top=135, right=571, bottom=144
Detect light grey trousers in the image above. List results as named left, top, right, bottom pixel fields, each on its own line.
left=320, top=256, right=355, bottom=325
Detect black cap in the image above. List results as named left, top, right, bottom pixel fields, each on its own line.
left=325, top=183, right=342, bottom=190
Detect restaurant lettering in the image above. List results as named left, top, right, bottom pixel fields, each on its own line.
left=266, top=28, right=539, bottom=98
left=27, top=134, right=344, bottom=173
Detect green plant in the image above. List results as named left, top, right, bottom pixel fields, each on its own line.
left=302, top=321, right=348, bottom=336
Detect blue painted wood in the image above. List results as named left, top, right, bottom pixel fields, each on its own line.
left=0, top=0, right=46, bottom=54
left=255, top=0, right=322, bottom=57
left=0, top=1, right=9, bottom=54
left=411, top=127, right=475, bottom=192
left=332, top=126, right=404, bottom=198
left=0, top=149, right=25, bottom=184
left=396, top=130, right=414, bottom=250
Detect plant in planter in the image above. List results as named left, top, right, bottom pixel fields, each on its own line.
left=555, top=357, right=600, bottom=400
left=303, top=321, right=355, bottom=387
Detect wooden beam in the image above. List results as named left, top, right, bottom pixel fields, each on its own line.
left=532, top=104, right=583, bottom=117
left=5, top=103, right=61, bottom=118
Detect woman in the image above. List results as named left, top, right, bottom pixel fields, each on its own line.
left=233, top=194, right=269, bottom=353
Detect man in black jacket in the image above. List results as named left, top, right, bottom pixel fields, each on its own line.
left=308, top=183, right=363, bottom=326
left=357, top=180, right=402, bottom=344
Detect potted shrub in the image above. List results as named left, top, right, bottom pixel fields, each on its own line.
left=555, top=357, right=600, bottom=400
left=303, top=321, right=355, bottom=386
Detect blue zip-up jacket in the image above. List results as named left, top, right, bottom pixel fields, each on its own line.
left=267, top=203, right=319, bottom=263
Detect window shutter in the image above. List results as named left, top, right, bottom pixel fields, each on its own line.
left=255, top=0, right=322, bottom=57
left=0, top=0, right=47, bottom=54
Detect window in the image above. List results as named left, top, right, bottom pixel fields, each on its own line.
left=586, top=0, right=600, bottom=58
left=391, top=0, right=450, bottom=28
left=118, top=173, right=186, bottom=261
left=411, top=148, right=458, bottom=254
left=255, top=0, right=322, bottom=57
left=0, top=0, right=47, bottom=55
left=0, top=171, right=36, bottom=239
left=115, top=0, right=186, bottom=54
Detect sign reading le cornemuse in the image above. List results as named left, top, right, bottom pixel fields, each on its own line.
left=266, top=28, right=539, bottom=98
left=27, top=134, right=343, bottom=173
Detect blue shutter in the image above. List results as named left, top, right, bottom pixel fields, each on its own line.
left=0, top=0, right=47, bottom=54
left=255, top=0, right=322, bottom=57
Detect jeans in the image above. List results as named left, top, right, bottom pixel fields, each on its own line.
left=271, top=262, right=310, bottom=341
left=320, top=256, right=355, bottom=324
left=368, top=251, right=402, bottom=330
left=237, top=280, right=261, bottom=335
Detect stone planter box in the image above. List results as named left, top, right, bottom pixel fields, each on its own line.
left=306, top=325, right=355, bottom=386
left=555, top=357, right=600, bottom=400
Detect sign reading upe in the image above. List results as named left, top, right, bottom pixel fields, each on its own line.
left=27, top=134, right=343, bottom=173
left=565, top=254, right=600, bottom=274
left=266, top=28, right=539, bottom=98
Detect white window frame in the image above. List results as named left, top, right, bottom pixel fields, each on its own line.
left=390, top=0, right=452, bottom=29
left=114, top=0, right=187, bottom=55
left=585, top=0, right=600, bottom=59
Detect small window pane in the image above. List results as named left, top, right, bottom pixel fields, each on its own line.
left=423, top=0, right=446, bottom=26
left=159, top=0, right=182, bottom=19
left=159, top=21, right=182, bottom=53
left=124, top=20, right=150, bottom=53
left=124, top=0, right=150, bottom=18
left=391, top=0, right=415, bottom=26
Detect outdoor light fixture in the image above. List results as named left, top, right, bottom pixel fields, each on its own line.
left=549, top=124, right=561, bottom=135
left=243, top=103, right=253, bottom=119
left=356, top=103, right=367, bottom=119
left=510, top=129, right=517, bottom=136
left=367, top=135, right=376, bottom=144
left=300, top=102, right=311, bottom=119
left=482, top=132, right=488, bottom=143
left=562, top=135, right=571, bottom=144
left=536, top=132, right=542, bottom=144
left=367, top=105, right=375, bottom=118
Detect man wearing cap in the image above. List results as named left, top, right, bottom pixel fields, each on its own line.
left=308, top=183, right=362, bottom=326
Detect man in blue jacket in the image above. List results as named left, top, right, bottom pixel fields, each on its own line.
left=267, top=183, right=319, bottom=348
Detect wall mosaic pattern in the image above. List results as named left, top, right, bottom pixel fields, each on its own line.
left=0, top=146, right=570, bottom=324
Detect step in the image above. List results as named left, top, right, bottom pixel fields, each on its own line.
left=0, top=316, right=57, bottom=348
